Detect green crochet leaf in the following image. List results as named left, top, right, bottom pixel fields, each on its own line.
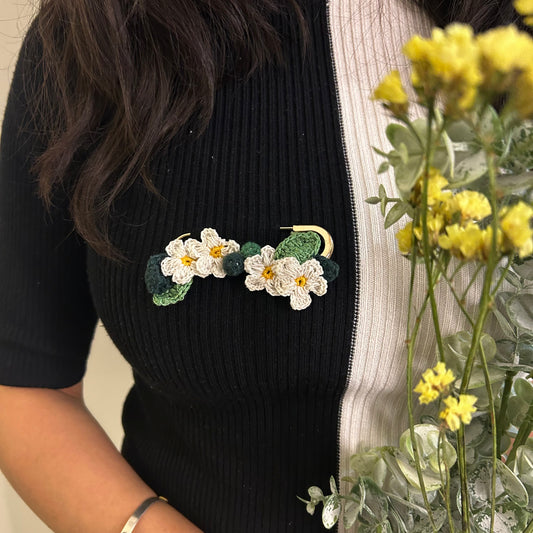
left=152, top=280, right=193, bottom=306
left=274, top=231, right=321, bottom=263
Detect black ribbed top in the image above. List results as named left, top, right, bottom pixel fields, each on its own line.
left=0, top=2, right=358, bottom=531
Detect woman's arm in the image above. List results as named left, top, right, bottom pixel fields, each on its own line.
left=0, top=383, right=202, bottom=533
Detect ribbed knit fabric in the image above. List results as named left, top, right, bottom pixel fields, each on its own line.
left=0, top=1, right=481, bottom=532
left=328, top=6, right=486, bottom=531
left=1, top=2, right=353, bottom=531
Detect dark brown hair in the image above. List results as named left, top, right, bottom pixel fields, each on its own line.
left=32, top=0, right=523, bottom=258
left=416, top=0, right=525, bottom=32
left=34, top=0, right=303, bottom=258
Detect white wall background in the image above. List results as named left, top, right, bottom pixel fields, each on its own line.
left=0, top=3, right=134, bottom=532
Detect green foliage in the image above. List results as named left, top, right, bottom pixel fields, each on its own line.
left=304, top=24, right=533, bottom=531
left=380, top=119, right=449, bottom=200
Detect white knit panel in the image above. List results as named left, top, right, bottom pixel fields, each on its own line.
left=327, top=0, right=480, bottom=516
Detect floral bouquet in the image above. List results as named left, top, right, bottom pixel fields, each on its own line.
left=300, top=3, right=533, bottom=532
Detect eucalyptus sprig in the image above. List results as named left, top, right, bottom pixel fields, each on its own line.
left=303, top=8, right=533, bottom=532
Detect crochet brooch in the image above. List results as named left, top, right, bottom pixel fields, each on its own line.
left=144, top=226, right=339, bottom=311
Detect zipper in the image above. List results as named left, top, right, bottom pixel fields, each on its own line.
left=325, top=0, right=361, bottom=523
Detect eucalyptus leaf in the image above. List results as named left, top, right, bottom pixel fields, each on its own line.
left=378, top=161, right=390, bottom=174
left=501, top=121, right=533, bottom=173
left=399, top=424, right=457, bottom=473
left=353, top=477, right=390, bottom=525
left=450, top=149, right=488, bottom=187
left=329, top=476, right=338, bottom=495
left=409, top=508, right=447, bottom=533
left=496, top=339, right=519, bottom=363
left=350, top=449, right=384, bottom=477
left=427, top=440, right=457, bottom=474
left=517, top=334, right=533, bottom=365
left=359, top=521, right=393, bottom=533
left=480, top=333, right=498, bottom=362
left=444, top=331, right=504, bottom=387
left=507, top=395, right=529, bottom=427
left=366, top=196, right=381, bottom=205
left=398, top=142, right=409, bottom=165
left=385, top=202, right=410, bottom=229
left=387, top=506, right=409, bottom=533
left=464, top=415, right=487, bottom=449
left=496, top=172, right=533, bottom=194
left=446, top=119, right=477, bottom=143
left=305, top=501, right=316, bottom=516
left=513, top=445, right=533, bottom=488
left=468, top=459, right=529, bottom=508
left=372, top=146, right=389, bottom=157
left=308, top=486, right=324, bottom=501
left=386, top=122, right=425, bottom=154
left=506, top=294, right=533, bottom=330
left=498, top=460, right=530, bottom=507
left=394, top=452, right=443, bottom=491
left=515, top=378, right=533, bottom=403
left=496, top=291, right=516, bottom=313
left=473, top=502, right=528, bottom=533
left=395, top=155, right=426, bottom=200
left=468, top=460, right=504, bottom=507
left=479, top=105, right=503, bottom=140
left=321, top=493, right=341, bottom=529
left=504, top=269, right=524, bottom=289
left=491, top=361, right=533, bottom=373
left=492, top=307, right=516, bottom=339
left=470, top=379, right=507, bottom=409
left=513, top=258, right=533, bottom=280
left=343, top=497, right=363, bottom=529
left=384, top=119, right=450, bottom=199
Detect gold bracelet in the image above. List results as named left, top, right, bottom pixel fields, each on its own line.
left=120, top=495, right=168, bottom=533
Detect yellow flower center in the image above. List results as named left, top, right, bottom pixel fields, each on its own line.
left=262, top=266, right=274, bottom=280
left=210, top=245, right=224, bottom=258
left=295, top=276, right=307, bottom=288
left=181, top=255, right=193, bottom=266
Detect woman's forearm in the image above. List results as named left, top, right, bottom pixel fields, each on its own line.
left=0, top=384, right=202, bottom=533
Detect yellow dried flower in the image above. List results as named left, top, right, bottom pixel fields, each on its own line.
left=439, top=394, right=477, bottom=431
left=414, top=362, right=456, bottom=404
left=481, top=225, right=504, bottom=261
left=411, top=168, right=452, bottom=207
left=396, top=222, right=413, bottom=255
left=514, top=0, right=533, bottom=25
left=372, top=70, right=409, bottom=116
left=500, top=201, right=533, bottom=257
left=449, top=190, right=492, bottom=222
left=477, top=26, right=533, bottom=93
left=403, top=24, right=482, bottom=113
left=427, top=170, right=452, bottom=206
left=513, top=68, right=533, bottom=118
left=438, top=222, right=487, bottom=260
left=413, top=213, right=445, bottom=245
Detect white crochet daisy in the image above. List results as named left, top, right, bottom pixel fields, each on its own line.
left=244, top=245, right=281, bottom=296
left=188, top=228, right=240, bottom=278
left=274, top=257, right=327, bottom=310
left=160, top=237, right=201, bottom=284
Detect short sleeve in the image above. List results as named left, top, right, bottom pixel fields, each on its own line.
left=0, top=22, right=98, bottom=388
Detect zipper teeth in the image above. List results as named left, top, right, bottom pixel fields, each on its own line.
left=325, top=0, right=361, bottom=505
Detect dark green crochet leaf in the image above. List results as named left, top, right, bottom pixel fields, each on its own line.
left=274, top=231, right=321, bottom=263
left=153, top=280, right=193, bottom=306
